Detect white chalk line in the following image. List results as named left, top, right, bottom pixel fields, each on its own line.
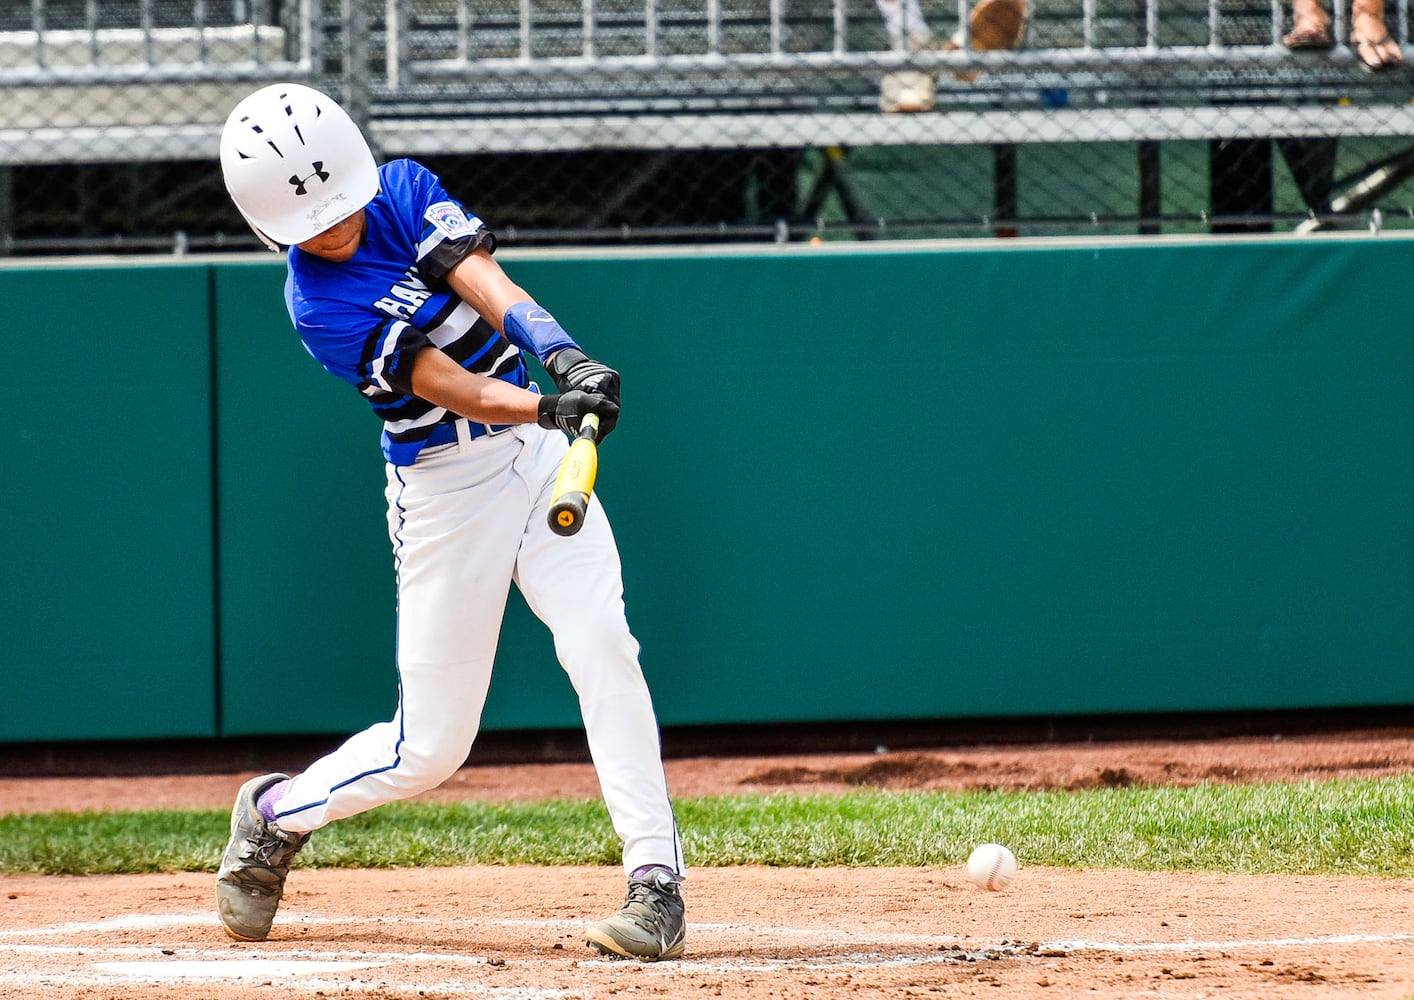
left=6, top=911, right=1411, bottom=957
left=0, top=911, right=205, bottom=937
left=22, top=910, right=1412, bottom=951
left=2, top=942, right=493, bottom=964
left=0, top=971, right=576, bottom=999
left=92, top=960, right=384, bottom=977
left=1, top=910, right=1409, bottom=992
left=1040, top=933, right=1414, bottom=955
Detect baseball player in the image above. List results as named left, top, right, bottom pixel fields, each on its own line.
left=214, top=82, right=685, bottom=961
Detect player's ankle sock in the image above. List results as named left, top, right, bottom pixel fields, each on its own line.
left=257, top=779, right=293, bottom=822
left=630, top=864, right=679, bottom=881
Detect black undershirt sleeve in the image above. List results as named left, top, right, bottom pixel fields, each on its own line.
left=418, top=229, right=499, bottom=290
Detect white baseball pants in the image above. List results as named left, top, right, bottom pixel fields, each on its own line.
left=273, top=420, right=684, bottom=878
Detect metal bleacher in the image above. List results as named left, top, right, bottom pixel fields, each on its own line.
left=0, top=1, right=314, bottom=164
left=3, top=0, right=1412, bottom=160
left=370, top=0, right=1414, bottom=157
left=2, top=0, right=1413, bottom=246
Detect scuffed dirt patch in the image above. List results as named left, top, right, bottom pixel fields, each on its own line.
left=734, top=729, right=1414, bottom=792
left=5, top=727, right=1414, bottom=812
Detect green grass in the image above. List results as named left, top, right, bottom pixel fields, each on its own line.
left=1, top=776, right=1411, bottom=878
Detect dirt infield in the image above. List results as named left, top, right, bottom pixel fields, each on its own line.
left=2, top=727, right=1413, bottom=1000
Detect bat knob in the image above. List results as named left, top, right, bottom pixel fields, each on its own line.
left=549, top=492, right=590, bottom=536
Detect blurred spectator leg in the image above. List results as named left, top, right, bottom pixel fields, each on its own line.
left=1209, top=138, right=1273, bottom=234
left=1138, top=141, right=1162, bottom=235
left=1277, top=137, right=1337, bottom=216
left=994, top=144, right=1018, bottom=237
left=1350, top=0, right=1403, bottom=71
left=0, top=167, right=11, bottom=254
left=941, top=0, right=1029, bottom=84
left=877, top=0, right=935, bottom=52
left=1283, top=0, right=1333, bottom=48
left=747, top=150, right=803, bottom=236
left=697, top=152, right=801, bottom=241
left=877, top=0, right=936, bottom=112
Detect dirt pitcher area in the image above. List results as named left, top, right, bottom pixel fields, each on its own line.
left=2, top=724, right=1413, bottom=1000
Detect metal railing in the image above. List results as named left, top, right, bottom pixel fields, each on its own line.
left=1, top=0, right=1410, bottom=156
left=0, top=0, right=318, bottom=81
left=0, top=0, right=319, bottom=163
left=379, top=0, right=1410, bottom=74
left=2, top=0, right=1413, bottom=250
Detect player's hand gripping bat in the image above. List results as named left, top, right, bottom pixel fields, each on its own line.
left=548, top=413, right=600, bottom=536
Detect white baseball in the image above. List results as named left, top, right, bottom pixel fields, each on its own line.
left=966, top=843, right=1018, bottom=891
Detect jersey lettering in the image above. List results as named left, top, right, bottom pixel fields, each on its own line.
left=291, top=159, right=522, bottom=466
left=373, top=268, right=433, bottom=320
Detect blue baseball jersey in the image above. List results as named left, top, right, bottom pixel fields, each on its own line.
left=285, top=159, right=529, bottom=466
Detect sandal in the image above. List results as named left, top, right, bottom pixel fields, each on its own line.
left=1351, top=11, right=1403, bottom=71
left=1284, top=0, right=1333, bottom=49
left=1284, top=21, right=1334, bottom=49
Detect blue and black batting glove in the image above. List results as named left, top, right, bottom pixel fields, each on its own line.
left=546, top=347, right=621, bottom=406
left=537, top=390, right=620, bottom=439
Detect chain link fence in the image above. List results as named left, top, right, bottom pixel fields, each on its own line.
left=2, top=0, right=1413, bottom=253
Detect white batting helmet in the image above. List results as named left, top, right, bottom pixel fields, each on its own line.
left=220, top=83, right=379, bottom=249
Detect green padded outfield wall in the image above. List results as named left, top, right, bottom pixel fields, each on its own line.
left=505, top=237, right=1414, bottom=726
left=1, top=237, right=1410, bottom=742
left=211, top=263, right=399, bottom=737
left=0, top=261, right=217, bottom=741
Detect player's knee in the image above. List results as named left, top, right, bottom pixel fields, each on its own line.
left=588, top=617, right=641, bottom=658
left=559, top=634, right=650, bottom=699
left=394, top=736, right=473, bottom=791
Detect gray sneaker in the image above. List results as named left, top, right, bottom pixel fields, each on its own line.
left=215, top=773, right=308, bottom=941
left=585, top=868, right=685, bottom=960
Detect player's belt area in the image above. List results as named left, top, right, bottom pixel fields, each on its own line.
left=422, top=417, right=513, bottom=449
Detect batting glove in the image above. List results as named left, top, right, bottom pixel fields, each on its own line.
left=546, top=348, right=621, bottom=406
left=537, top=390, right=620, bottom=439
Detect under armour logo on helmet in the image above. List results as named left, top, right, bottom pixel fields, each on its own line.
left=288, top=161, right=331, bottom=196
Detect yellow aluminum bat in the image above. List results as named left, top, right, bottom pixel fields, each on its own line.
left=548, top=413, right=600, bottom=536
